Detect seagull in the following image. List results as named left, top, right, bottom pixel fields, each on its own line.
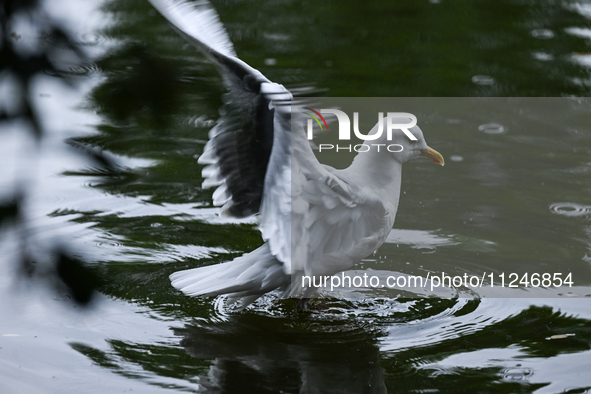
left=149, top=0, right=444, bottom=308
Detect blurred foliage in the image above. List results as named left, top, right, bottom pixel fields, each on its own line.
left=0, top=0, right=111, bottom=305
left=1, top=0, right=83, bottom=138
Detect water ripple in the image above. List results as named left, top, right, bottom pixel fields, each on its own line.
left=478, top=123, right=506, bottom=134
left=43, top=32, right=110, bottom=47
left=44, top=62, right=101, bottom=77
left=502, top=367, right=534, bottom=381
left=94, top=240, right=122, bottom=249
left=550, top=202, right=591, bottom=218
left=562, top=387, right=590, bottom=394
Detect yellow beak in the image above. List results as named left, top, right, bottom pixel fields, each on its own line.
left=420, top=147, right=445, bottom=166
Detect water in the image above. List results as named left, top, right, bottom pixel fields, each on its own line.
left=2, top=0, right=591, bottom=392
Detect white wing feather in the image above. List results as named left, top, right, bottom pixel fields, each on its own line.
left=148, top=0, right=236, bottom=58
left=279, top=111, right=395, bottom=296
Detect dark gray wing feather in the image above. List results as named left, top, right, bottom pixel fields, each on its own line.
left=149, top=0, right=279, bottom=218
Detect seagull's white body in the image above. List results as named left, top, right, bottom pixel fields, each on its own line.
left=149, top=0, right=444, bottom=307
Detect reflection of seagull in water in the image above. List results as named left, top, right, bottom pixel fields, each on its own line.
left=149, top=0, right=444, bottom=309
left=176, top=315, right=387, bottom=393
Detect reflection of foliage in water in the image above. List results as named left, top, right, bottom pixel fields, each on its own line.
left=70, top=302, right=591, bottom=393
left=383, top=305, right=591, bottom=392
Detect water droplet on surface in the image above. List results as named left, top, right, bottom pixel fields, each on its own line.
left=550, top=202, right=591, bottom=217
left=94, top=241, right=122, bottom=249
left=471, top=75, right=495, bottom=85
left=563, top=387, right=589, bottom=394
left=77, top=32, right=105, bottom=46
left=502, top=367, right=533, bottom=381
left=546, top=333, right=575, bottom=340
left=264, top=58, right=277, bottom=66
left=450, top=155, right=463, bottom=162
left=478, top=123, right=505, bottom=134
left=43, top=62, right=101, bottom=77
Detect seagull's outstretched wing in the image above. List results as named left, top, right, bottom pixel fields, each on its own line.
left=150, top=0, right=393, bottom=292
left=149, top=0, right=282, bottom=219
left=149, top=0, right=292, bottom=266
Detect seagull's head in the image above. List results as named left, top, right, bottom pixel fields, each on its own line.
left=382, top=120, right=445, bottom=167
left=398, top=125, right=444, bottom=166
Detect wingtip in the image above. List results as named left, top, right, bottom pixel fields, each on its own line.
left=148, top=0, right=237, bottom=58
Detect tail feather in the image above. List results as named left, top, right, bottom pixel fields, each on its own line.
left=170, top=244, right=290, bottom=305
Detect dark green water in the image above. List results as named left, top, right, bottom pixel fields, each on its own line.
left=1, top=0, right=591, bottom=392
